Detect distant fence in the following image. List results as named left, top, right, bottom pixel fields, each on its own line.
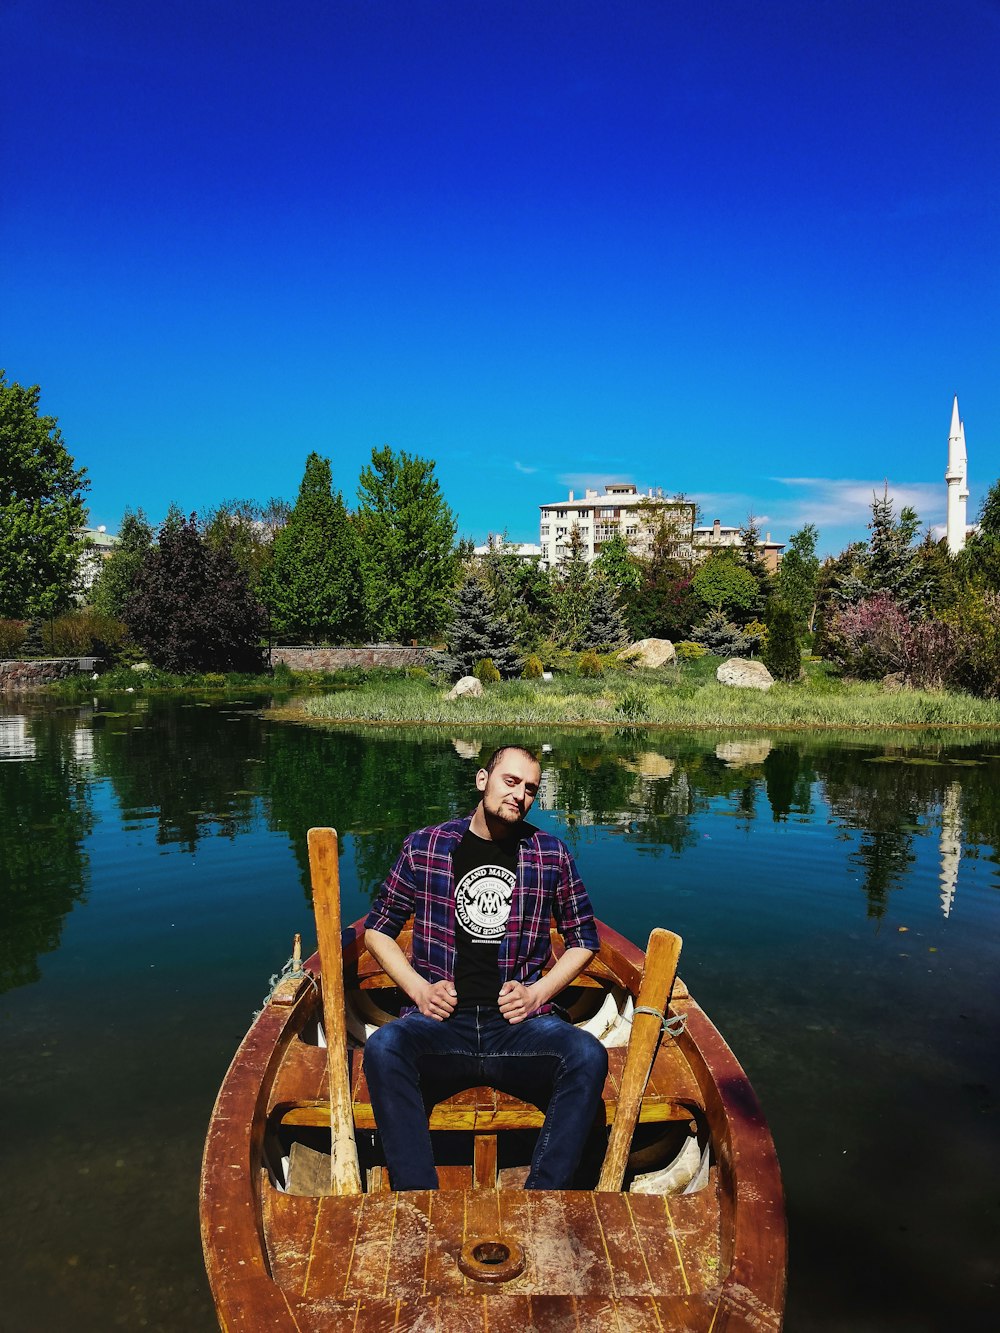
left=0, top=658, right=101, bottom=691
left=270, top=646, right=433, bottom=671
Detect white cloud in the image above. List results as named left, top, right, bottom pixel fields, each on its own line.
left=769, top=477, right=945, bottom=532
left=513, top=461, right=538, bottom=475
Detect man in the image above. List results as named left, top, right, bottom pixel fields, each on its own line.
left=363, top=744, right=608, bottom=1191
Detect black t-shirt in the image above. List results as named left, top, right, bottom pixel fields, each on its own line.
left=452, top=828, right=519, bottom=1007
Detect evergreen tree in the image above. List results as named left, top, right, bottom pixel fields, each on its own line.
left=857, top=487, right=927, bottom=613
left=125, top=515, right=265, bottom=672
left=90, top=509, right=153, bottom=619
left=0, top=373, right=89, bottom=617
left=737, top=512, right=772, bottom=614
left=690, top=609, right=749, bottom=657
left=581, top=578, right=629, bottom=651
left=773, top=523, right=820, bottom=635
left=436, top=574, right=521, bottom=679
left=551, top=525, right=593, bottom=649
left=630, top=558, right=700, bottom=641
left=763, top=605, right=801, bottom=681
left=263, top=454, right=363, bottom=643
left=356, top=447, right=457, bottom=642
left=480, top=536, right=554, bottom=651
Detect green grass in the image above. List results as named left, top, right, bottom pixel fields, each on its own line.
left=283, top=659, right=1000, bottom=730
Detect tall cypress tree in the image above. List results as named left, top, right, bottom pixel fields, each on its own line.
left=263, top=453, right=363, bottom=643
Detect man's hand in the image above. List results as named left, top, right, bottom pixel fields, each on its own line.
left=414, top=979, right=458, bottom=1021
left=498, top=979, right=540, bottom=1025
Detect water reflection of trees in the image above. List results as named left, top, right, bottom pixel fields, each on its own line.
left=0, top=710, right=93, bottom=993
left=261, top=725, right=477, bottom=899
left=91, top=700, right=262, bottom=851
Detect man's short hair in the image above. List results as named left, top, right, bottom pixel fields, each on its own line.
left=483, top=744, right=540, bottom=776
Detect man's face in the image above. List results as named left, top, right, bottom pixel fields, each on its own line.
left=476, top=750, right=541, bottom=827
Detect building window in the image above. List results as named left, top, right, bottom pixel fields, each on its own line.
left=600, top=507, right=615, bottom=517
left=556, top=526, right=567, bottom=537
left=557, top=509, right=568, bottom=519
left=540, top=526, right=550, bottom=538
left=625, top=525, right=638, bottom=537
left=578, top=509, right=590, bottom=519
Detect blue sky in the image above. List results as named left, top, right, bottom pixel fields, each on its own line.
left=3, top=0, right=997, bottom=557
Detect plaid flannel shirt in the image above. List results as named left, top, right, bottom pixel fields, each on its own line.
left=364, top=815, right=599, bottom=1015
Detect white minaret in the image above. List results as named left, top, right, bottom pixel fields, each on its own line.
left=945, top=395, right=969, bottom=554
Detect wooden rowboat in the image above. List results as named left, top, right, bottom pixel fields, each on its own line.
left=200, top=830, right=786, bottom=1331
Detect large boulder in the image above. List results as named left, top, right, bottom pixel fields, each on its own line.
left=716, top=658, right=774, bottom=691
left=620, top=638, right=676, bottom=669
left=446, top=675, right=484, bottom=700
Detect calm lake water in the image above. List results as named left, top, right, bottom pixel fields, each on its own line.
left=1, top=693, right=998, bottom=1331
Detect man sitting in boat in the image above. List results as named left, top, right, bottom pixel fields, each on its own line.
left=363, top=744, right=608, bottom=1191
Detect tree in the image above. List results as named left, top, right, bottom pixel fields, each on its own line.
left=89, top=509, right=153, bottom=619
left=436, top=573, right=521, bottom=679
left=593, top=532, right=642, bottom=601
left=630, top=558, right=699, bottom=641
left=763, top=605, right=801, bottom=681
left=581, top=578, right=629, bottom=651
left=773, top=524, right=820, bottom=635
left=551, top=524, right=592, bottom=649
left=692, top=550, right=759, bottom=620
left=203, top=497, right=290, bottom=591
left=737, top=512, right=772, bottom=614
left=960, top=477, right=1000, bottom=593
left=356, top=446, right=458, bottom=642
left=855, top=486, right=927, bottom=614
left=263, top=454, right=363, bottom=643
left=125, top=515, right=265, bottom=672
left=0, top=373, right=89, bottom=617
left=480, top=535, right=554, bottom=650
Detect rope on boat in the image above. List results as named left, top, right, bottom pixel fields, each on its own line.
left=252, top=952, right=318, bottom=1019
left=633, top=1004, right=687, bottom=1038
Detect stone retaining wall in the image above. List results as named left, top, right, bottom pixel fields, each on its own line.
left=271, top=646, right=433, bottom=671
left=0, top=658, right=95, bottom=691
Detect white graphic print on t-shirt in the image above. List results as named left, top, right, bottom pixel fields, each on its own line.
left=454, top=863, right=515, bottom=941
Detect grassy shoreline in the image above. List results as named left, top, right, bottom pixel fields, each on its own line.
left=281, top=661, right=1000, bottom=731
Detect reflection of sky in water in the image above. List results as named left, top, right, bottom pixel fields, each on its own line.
left=1, top=700, right=998, bottom=1331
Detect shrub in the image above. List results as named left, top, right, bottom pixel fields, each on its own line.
left=473, top=657, right=501, bottom=684
left=674, top=640, right=707, bottom=660
left=827, top=593, right=911, bottom=680
left=577, top=651, right=604, bottom=678
left=946, top=589, right=1000, bottom=697
left=0, top=619, right=28, bottom=657
left=41, top=608, right=127, bottom=660
left=404, top=665, right=430, bottom=681
left=743, top=619, right=768, bottom=655
left=521, top=653, right=544, bottom=679
left=763, top=606, right=801, bottom=682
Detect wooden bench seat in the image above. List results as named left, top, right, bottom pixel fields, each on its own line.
left=278, top=1046, right=701, bottom=1132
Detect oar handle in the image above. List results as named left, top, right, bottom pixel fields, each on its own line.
left=308, top=827, right=362, bottom=1195
left=597, top=927, right=682, bottom=1193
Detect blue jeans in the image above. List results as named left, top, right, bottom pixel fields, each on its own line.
left=363, top=1005, right=608, bottom=1191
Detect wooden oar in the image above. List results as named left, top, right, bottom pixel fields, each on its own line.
left=597, top=927, right=682, bottom=1193
left=307, top=826, right=362, bottom=1195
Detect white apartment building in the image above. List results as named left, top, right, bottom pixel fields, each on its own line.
left=538, top=484, right=784, bottom=569
left=538, top=484, right=695, bottom=566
